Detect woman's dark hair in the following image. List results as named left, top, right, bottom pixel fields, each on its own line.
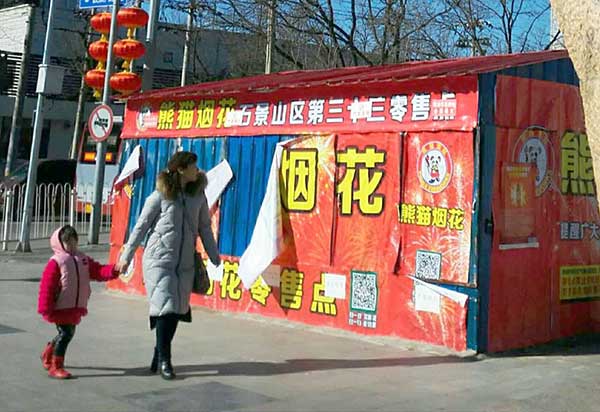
left=59, top=225, right=78, bottom=243
left=156, top=151, right=207, bottom=200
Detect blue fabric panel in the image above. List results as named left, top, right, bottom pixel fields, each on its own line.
left=557, top=59, right=579, bottom=86
left=531, top=61, right=545, bottom=81
left=130, top=139, right=161, bottom=234
left=475, top=73, right=499, bottom=352
left=496, top=58, right=579, bottom=86
left=245, top=138, right=265, bottom=245
left=119, top=140, right=137, bottom=165
left=128, top=139, right=150, bottom=234
left=126, top=137, right=224, bottom=236
left=543, top=60, right=559, bottom=83
left=468, top=129, right=480, bottom=286
left=190, top=137, right=224, bottom=171
left=219, top=138, right=243, bottom=256
left=218, top=135, right=290, bottom=257
left=515, top=64, right=531, bottom=79
left=180, top=139, right=192, bottom=153
left=234, top=139, right=255, bottom=254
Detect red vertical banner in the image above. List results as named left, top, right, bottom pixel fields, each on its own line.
left=489, top=75, right=600, bottom=352
left=278, top=135, right=336, bottom=267
left=398, top=131, right=475, bottom=285
left=490, top=127, right=554, bottom=351
left=107, top=182, right=138, bottom=293
left=332, top=133, right=401, bottom=275
left=108, top=182, right=133, bottom=247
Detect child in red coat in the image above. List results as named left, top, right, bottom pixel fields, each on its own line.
left=37, top=225, right=124, bottom=379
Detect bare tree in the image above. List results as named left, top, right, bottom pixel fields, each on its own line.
left=156, top=0, right=553, bottom=81
left=480, top=0, right=551, bottom=53
left=433, top=0, right=550, bottom=56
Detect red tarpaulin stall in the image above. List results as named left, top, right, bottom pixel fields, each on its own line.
left=107, top=50, right=600, bottom=352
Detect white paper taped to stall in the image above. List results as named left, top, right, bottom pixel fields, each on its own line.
left=324, top=273, right=346, bottom=299
left=205, top=160, right=234, bottom=209
left=408, top=276, right=469, bottom=307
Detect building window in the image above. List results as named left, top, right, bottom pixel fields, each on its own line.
left=163, top=52, right=173, bottom=63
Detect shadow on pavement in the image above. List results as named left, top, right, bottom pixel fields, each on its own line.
left=68, top=355, right=478, bottom=379
left=0, top=278, right=41, bottom=282
left=486, top=333, right=600, bottom=358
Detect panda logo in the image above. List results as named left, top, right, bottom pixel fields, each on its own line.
left=136, top=103, right=157, bottom=131
left=418, top=141, right=453, bottom=194
left=513, top=127, right=554, bottom=196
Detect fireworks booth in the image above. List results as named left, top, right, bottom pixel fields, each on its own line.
left=107, top=49, right=600, bottom=353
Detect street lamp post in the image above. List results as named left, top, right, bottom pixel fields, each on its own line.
left=16, top=0, right=58, bottom=252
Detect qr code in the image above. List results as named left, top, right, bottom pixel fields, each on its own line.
left=415, top=250, right=442, bottom=280
left=350, top=271, right=378, bottom=313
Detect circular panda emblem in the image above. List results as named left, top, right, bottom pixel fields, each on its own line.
left=418, top=141, right=453, bottom=194
left=136, top=103, right=157, bottom=131
left=513, top=126, right=554, bottom=196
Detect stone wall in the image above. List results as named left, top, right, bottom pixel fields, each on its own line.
left=551, top=1, right=600, bottom=204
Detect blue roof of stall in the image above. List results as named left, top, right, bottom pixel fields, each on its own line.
left=133, top=49, right=571, bottom=100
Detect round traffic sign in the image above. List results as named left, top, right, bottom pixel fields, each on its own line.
left=88, top=104, right=114, bottom=142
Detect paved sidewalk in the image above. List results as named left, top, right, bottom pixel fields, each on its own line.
left=1, top=243, right=599, bottom=412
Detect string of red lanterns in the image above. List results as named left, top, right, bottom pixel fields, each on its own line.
left=84, top=12, right=112, bottom=98
left=84, top=7, right=149, bottom=99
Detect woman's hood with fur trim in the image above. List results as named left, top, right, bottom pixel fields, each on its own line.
left=156, top=168, right=208, bottom=198
left=197, top=170, right=208, bottom=192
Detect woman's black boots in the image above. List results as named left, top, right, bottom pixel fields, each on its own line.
left=155, top=315, right=178, bottom=380
left=151, top=347, right=175, bottom=380
left=159, top=353, right=176, bottom=380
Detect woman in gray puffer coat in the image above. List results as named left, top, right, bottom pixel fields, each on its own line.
left=118, top=151, right=220, bottom=380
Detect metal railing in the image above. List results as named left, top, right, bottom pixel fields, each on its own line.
left=0, top=182, right=112, bottom=251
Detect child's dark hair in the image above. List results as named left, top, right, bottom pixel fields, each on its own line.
left=59, top=225, right=78, bottom=243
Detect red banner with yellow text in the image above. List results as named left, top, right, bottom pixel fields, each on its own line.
left=332, top=133, right=402, bottom=274
left=398, top=131, right=475, bottom=285
left=122, top=77, right=478, bottom=139
left=277, top=135, right=336, bottom=267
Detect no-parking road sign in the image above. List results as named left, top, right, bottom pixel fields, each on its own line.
left=88, top=104, right=114, bottom=142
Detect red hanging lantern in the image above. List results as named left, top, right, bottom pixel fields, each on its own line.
left=88, top=40, right=109, bottom=62
left=113, top=39, right=146, bottom=60
left=87, top=11, right=114, bottom=100
left=90, top=12, right=112, bottom=35
left=114, top=8, right=148, bottom=77
left=84, top=69, right=106, bottom=90
left=84, top=69, right=105, bottom=89
left=113, top=39, right=146, bottom=71
left=109, top=72, right=142, bottom=95
left=117, top=7, right=149, bottom=30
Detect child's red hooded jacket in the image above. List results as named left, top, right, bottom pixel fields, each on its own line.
left=37, top=227, right=118, bottom=325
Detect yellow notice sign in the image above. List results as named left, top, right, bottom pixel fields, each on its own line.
left=560, top=265, right=600, bottom=301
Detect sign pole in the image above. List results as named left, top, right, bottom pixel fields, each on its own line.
left=16, top=0, right=57, bottom=252
left=88, top=0, right=119, bottom=244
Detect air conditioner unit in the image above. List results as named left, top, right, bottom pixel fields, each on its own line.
left=36, top=64, right=65, bottom=95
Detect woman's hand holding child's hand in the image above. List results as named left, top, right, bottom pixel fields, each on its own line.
left=114, top=261, right=129, bottom=274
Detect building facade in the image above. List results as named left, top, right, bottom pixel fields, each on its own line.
left=0, top=0, right=271, bottom=164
